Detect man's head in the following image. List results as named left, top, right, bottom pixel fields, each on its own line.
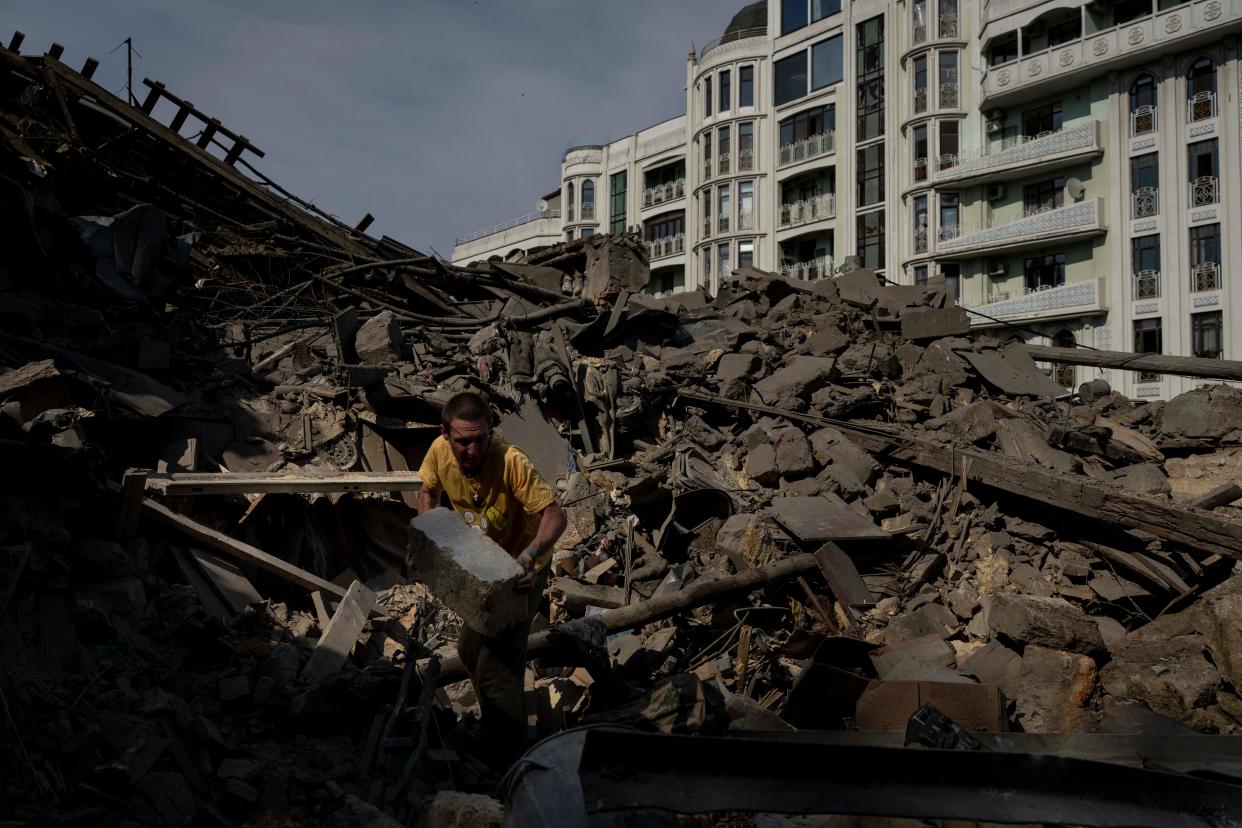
left=440, top=392, right=493, bottom=476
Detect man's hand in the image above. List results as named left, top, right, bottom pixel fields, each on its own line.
left=514, top=547, right=536, bottom=593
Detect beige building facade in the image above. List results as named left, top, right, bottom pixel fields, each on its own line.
left=451, top=0, right=1242, bottom=398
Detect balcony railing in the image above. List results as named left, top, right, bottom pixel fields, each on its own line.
left=1133, top=269, right=1160, bottom=299
left=1188, top=91, right=1217, bottom=123
left=1192, top=261, right=1221, bottom=292
left=780, top=255, right=833, bottom=281
left=938, top=13, right=959, bottom=37
left=937, top=198, right=1103, bottom=254
left=699, top=25, right=766, bottom=59
left=642, top=178, right=685, bottom=207
left=960, top=277, right=1105, bottom=321
left=718, top=152, right=731, bottom=175
left=914, top=227, right=929, bottom=254
left=455, top=208, right=562, bottom=245
left=718, top=215, right=731, bottom=233
left=738, top=148, right=754, bottom=171
left=934, top=122, right=1100, bottom=183
left=778, top=131, right=835, bottom=167
left=914, top=88, right=928, bottom=113
left=646, top=233, right=685, bottom=260
left=1131, top=105, right=1157, bottom=137
left=580, top=203, right=595, bottom=221
left=703, top=215, right=712, bottom=237
left=1191, top=176, right=1218, bottom=207
left=703, top=158, right=712, bottom=178
left=778, top=193, right=836, bottom=228
left=940, top=82, right=959, bottom=109
left=567, top=204, right=574, bottom=221
left=738, top=210, right=755, bottom=231
left=938, top=223, right=962, bottom=242
left=913, top=21, right=927, bottom=44
left=1131, top=186, right=1158, bottom=219
left=914, top=158, right=928, bottom=183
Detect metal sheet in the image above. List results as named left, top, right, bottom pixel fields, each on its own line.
left=768, top=494, right=889, bottom=542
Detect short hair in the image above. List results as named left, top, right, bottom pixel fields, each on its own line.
left=441, top=392, right=492, bottom=428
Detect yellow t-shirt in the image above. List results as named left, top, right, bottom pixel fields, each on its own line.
left=417, top=435, right=557, bottom=567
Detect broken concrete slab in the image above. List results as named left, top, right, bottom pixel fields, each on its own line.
left=773, top=428, right=814, bottom=479
left=900, top=306, right=970, bottom=341
left=879, top=602, right=957, bottom=643
left=753, top=356, right=835, bottom=406
left=714, top=352, right=760, bottom=382
left=983, top=593, right=1104, bottom=656
left=354, top=310, right=403, bottom=364
left=1015, top=645, right=1098, bottom=733
left=961, top=640, right=1022, bottom=699
left=406, top=508, right=526, bottom=636
left=1161, top=385, right=1242, bottom=439
left=744, top=443, right=780, bottom=487
left=768, top=494, right=889, bottom=542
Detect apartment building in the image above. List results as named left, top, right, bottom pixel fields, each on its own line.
left=450, top=0, right=1242, bottom=398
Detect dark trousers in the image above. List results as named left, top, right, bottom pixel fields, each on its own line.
left=456, top=569, right=547, bottom=768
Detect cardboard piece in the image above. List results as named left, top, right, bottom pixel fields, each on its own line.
left=854, top=680, right=1007, bottom=732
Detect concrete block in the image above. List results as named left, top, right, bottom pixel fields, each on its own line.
left=744, top=443, right=780, bottom=486
left=407, top=508, right=526, bottom=636
left=901, top=306, right=971, bottom=341
left=714, top=352, right=760, bottom=381
left=353, top=310, right=403, bottom=364
left=1015, top=645, right=1098, bottom=733
left=753, top=355, right=835, bottom=405
left=773, top=428, right=814, bottom=479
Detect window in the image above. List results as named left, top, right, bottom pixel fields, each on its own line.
left=567, top=181, right=575, bottom=221
left=643, top=160, right=685, bottom=190
left=644, top=211, right=684, bottom=241
left=738, top=239, right=755, bottom=269
left=1022, top=102, right=1063, bottom=136
left=913, top=194, right=928, bottom=252
left=857, top=16, right=884, bottom=76
left=813, top=0, right=842, bottom=21
left=1132, top=234, right=1160, bottom=299
left=610, top=171, right=627, bottom=234
left=1192, top=311, right=1223, bottom=358
left=1051, top=329, right=1076, bottom=387
left=989, top=32, right=1017, bottom=66
left=1047, top=14, right=1081, bottom=47
left=857, top=79, right=884, bottom=140
left=938, top=0, right=958, bottom=35
left=1190, top=223, right=1220, bottom=291
left=738, top=122, right=754, bottom=170
left=913, top=56, right=927, bottom=113
left=648, top=267, right=685, bottom=296
left=1189, top=139, right=1219, bottom=179
left=738, top=180, right=754, bottom=229
left=938, top=51, right=959, bottom=108
left=1130, top=74, right=1157, bottom=135
left=939, top=192, right=959, bottom=239
left=1134, top=318, right=1162, bottom=382
left=913, top=124, right=928, bottom=181
left=1024, top=253, right=1066, bottom=290
left=739, top=66, right=755, bottom=107
left=913, top=0, right=928, bottom=41
left=938, top=120, right=958, bottom=169
left=719, top=70, right=731, bottom=112
left=581, top=179, right=594, bottom=213
left=856, top=18, right=884, bottom=140
left=914, top=264, right=929, bottom=285
left=779, top=105, right=835, bottom=145
left=857, top=144, right=885, bottom=206
left=718, top=185, right=731, bottom=233
left=703, top=248, right=712, bottom=284
left=1130, top=153, right=1158, bottom=192
left=812, top=35, right=844, bottom=89
left=704, top=76, right=713, bottom=117
left=1023, top=177, right=1064, bottom=215
left=702, top=131, right=712, bottom=177
left=718, top=125, right=731, bottom=173
left=940, top=262, right=960, bottom=301
left=566, top=230, right=574, bottom=242
left=1113, top=0, right=1152, bottom=26
left=857, top=210, right=885, bottom=270
left=580, top=228, right=594, bottom=238
left=718, top=242, right=732, bottom=277
left=782, top=0, right=809, bottom=34
left=775, top=53, right=808, bottom=106
left=1188, top=58, right=1217, bottom=121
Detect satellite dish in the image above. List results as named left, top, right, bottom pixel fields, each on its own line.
left=535, top=199, right=550, bottom=213
left=1065, top=178, right=1085, bottom=200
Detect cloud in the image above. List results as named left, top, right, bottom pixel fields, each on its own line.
left=5, top=0, right=742, bottom=253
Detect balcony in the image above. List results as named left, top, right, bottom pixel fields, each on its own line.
left=1191, top=176, right=1219, bottom=207
left=738, top=149, right=754, bottom=171
left=580, top=203, right=595, bottom=221
left=1133, top=269, right=1160, bottom=299
left=1131, top=105, right=1157, bottom=136
left=933, top=121, right=1102, bottom=186
left=940, top=82, right=959, bottom=109
left=647, top=233, right=685, bottom=261
left=642, top=179, right=685, bottom=208
left=982, top=0, right=1241, bottom=104
left=455, top=208, right=562, bottom=245
left=1188, top=91, right=1217, bottom=123
left=1192, top=261, right=1221, bottom=292
left=962, top=277, right=1107, bottom=324
left=781, top=255, right=833, bottom=281
left=778, top=193, right=837, bottom=229
left=937, top=197, right=1105, bottom=256
left=939, top=13, right=959, bottom=37
left=778, top=131, right=835, bottom=168
left=1131, top=186, right=1158, bottom=219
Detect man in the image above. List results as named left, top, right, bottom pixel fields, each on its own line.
left=417, top=391, right=567, bottom=767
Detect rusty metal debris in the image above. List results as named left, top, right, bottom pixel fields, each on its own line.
left=4, top=34, right=1242, bottom=827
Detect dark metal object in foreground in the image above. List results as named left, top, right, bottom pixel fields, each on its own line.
left=577, top=730, right=1242, bottom=827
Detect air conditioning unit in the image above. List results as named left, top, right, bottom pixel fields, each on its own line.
left=988, top=259, right=1007, bottom=277
left=987, top=183, right=1008, bottom=201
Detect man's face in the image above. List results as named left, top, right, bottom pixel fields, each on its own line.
left=444, top=417, right=492, bottom=476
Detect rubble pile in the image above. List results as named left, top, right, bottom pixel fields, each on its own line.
left=4, top=37, right=1242, bottom=827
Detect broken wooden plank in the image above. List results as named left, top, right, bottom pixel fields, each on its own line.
left=310, top=591, right=333, bottom=631
left=302, top=580, right=376, bottom=682
left=1188, top=483, right=1242, bottom=511
left=144, top=470, right=421, bottom=496
left=116, top=469, right=148, bottom=540
left=171, top=548, right=234, bottom=622
left=188, top=549, right=263, bottom=613
left=1023, top=344, right=1242, bottom=383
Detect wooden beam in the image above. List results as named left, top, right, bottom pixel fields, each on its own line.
left=1188, top=483, right=1242, bottom=511
left=116, top=469, right=148, bottom=540
left=144, top=470, right=421, bottom=496
left=1023, top=344, right=1242, bottom=382
left=302, top=580, right=375, bottom=682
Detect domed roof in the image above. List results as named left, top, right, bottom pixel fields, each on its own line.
left=722, top=1, right=767, bottom=39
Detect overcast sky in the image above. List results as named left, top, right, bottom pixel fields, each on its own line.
left=5, top=0, right=740, bottom=255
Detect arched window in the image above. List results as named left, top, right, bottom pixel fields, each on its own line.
left=1188, top=58, right=1216, bottom=121
left=582, top=179, right=594, bottom=208
left=1129, top=73, right=1157, bottom=134
left=566, top=181, right=575, bottom=221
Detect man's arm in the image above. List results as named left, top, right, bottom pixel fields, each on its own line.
left=515, top=502, right=567, bottom=590
left=417, top=488, right=440, bottom=515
